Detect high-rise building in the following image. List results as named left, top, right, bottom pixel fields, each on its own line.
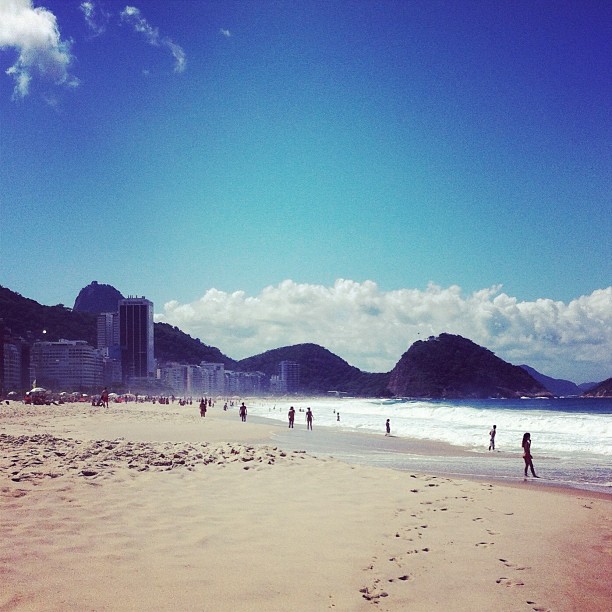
left=119, top=297, right=154, bottom=385
left=97, top=312, right=120, bottom=351
left=278, top=360, right=300, bottom=393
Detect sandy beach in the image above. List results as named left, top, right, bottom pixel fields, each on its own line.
left=1, top=401, right=610, bottom=611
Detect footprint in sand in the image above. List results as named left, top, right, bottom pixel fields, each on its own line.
left=526, top=601, right=551, bottom=611
left=499, top=558, right=529, bottom=570
left=496, top=577, right=525, bottom=587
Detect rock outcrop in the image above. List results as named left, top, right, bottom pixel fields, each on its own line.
left=388, top=334, right=549, bottom=399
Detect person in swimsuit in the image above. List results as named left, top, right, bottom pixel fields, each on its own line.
left=306, top=408, right=313, bottom=430
left=522, top=432, right=539, bottom=478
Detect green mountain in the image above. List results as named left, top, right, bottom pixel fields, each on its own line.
left=0, top=285, right=234, bottom=366
left=155, top=322, right=237, bottom=368
left=388, top=333, right=549, bottom=399
left=0, top=286, right=97, bottom=345
left=237, top=343, right=391, bottom=396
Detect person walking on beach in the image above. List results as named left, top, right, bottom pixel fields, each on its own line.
left=100, top=388, right=109, bottom=409
left=489, top=425, right=496, bottom=451
left=306, top=408, right=313, bottom=430
left=199, top=398, right=207, bottom=418
left=288, top=406, right=295, bottom=428
left=522, top=432, right=539, bottom=478
left=385, top=419, right=391, bottom=436
left=239, top=402, right=247, bottom=422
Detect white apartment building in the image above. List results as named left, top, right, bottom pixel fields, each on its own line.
left=31, top=340, right=104, bottom=391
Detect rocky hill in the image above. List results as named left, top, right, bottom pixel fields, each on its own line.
left=238, top=343, right=391, bottom=396
left=388, top=334, right=549, bottom=399
left=73, top=281, right=125, bottom=313
left=519, top=365, right=583, bottom=396
left=582, top=378, right=612, bottom=398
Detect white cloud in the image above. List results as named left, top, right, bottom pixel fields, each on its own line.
left=0, top=0, right=78, bottom=98
left=220, top=28, right=231, bottom=38
left=120, top=5, right=186, bottom=73
left=156, top=281, right=612, bottom=383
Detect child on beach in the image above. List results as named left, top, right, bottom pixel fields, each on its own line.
left=522, top=432, right=539, bottom=478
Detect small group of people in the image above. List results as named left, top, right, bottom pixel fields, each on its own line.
left=287, top=406, right=314, bottom=429
left=488, top=424, right=539, bottom=478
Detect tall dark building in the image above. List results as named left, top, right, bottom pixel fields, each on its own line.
left=119, top=298, right=154, bottom=385
left=278, top=360, right=300, bottom=393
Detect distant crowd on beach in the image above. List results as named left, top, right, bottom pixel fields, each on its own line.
left=17, top=387, right=542, bottom=481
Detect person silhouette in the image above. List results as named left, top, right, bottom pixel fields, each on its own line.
left=288, top=406, right=295, bottom=428
left=489, top=425, right=496, bottom=451
left=385, top=419, right=390, bottom=436
left=522, top=432, right=539, bottom=478
left=306, top=408, right=313, bottom=430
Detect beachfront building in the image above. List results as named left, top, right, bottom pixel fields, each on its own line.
left=200, top=362, right=225, bottom=395
left=224, top=370, right=266, bottom=395
left=119, top=297, right=155, bottom=386
left=157, top=362, right=226, bottom=397
left=158, top=363, right=190, bottom=395
left=30, top=340, right=104, bottom=391
left=278, top=360, right=300, bottom=394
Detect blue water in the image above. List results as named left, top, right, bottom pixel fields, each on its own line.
left=246, top=397, right=612, bottom=495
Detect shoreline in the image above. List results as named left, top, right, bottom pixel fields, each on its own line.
left=1, top=401, right=611, bottom=610
left=3, top=399, right=610, bottom=496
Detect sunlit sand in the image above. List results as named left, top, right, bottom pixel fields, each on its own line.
left=1, top=401, right=610, bottom=611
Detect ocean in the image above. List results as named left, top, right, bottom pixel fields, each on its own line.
left=244, top=397, right=612, bottom=495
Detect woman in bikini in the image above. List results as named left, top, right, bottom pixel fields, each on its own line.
left=522, top=432, right=539, bottom=478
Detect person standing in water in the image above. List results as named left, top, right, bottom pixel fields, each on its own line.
left=239, top=402, right=247, bottom=422
left=306, top=407, right=313, bottom=430
left=522, top=432, right=539, bottom=478
left=385, top=419, right=391, bottom=435
left=489, top=425, right=497, bottom=451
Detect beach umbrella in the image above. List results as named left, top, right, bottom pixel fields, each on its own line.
left=7, top=391, right=18, bottom=397
left=30, top=387, right=46, bottom=393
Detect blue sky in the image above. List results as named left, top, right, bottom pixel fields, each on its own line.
left=0, top=0, right=610, bottom=382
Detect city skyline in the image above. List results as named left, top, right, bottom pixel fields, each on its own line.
left=1, top=1, right=610, bottom=382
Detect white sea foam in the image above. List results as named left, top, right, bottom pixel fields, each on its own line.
left=247, top=397, right=612, bottom=459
